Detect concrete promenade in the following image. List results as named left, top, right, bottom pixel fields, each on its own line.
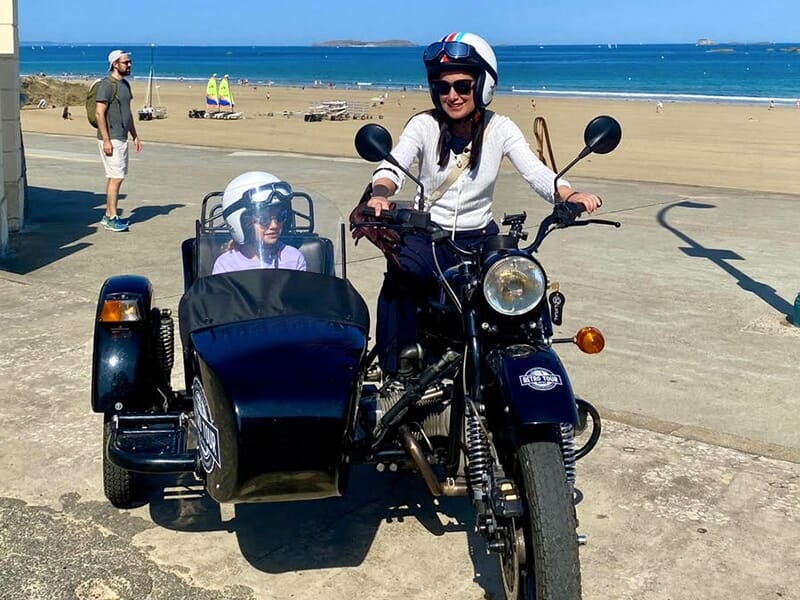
left=0, top=132, right=797, bottom=599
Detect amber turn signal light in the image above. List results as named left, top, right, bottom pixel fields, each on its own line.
left=99, top=299, right=141, bottom=322
left=575, top=326, right=604, bottom=354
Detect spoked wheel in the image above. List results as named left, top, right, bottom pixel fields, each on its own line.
left=102, top=420, right=143, bottom=508
left=499, top=435, right=581, bottom=600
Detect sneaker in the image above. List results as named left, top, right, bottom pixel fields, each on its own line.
left=103, top=216, right=129, bottom=232
left=100, top=215, right=110, bottom=226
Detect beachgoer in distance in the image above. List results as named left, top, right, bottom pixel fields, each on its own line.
left=357, top=31, right=603, bottom=374
left=213, top=171, right=307, bottom=274
left=96, top=50, right=141, bottom=232
left=656, top=100, right=663, bottom=113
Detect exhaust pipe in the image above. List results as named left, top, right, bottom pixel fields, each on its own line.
left=399, top=425, right=467, bottom=497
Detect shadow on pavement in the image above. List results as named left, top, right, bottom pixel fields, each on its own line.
left=146, top=467, right=503, bottom=596
left=657, top=200, right=793, bottom=319
left=0, top=185, right=184, bottom=275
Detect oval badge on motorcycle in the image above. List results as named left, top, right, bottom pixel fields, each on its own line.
left=519, top=367, right=563, bottom=391
left=192, top=377, right=221, bottom=473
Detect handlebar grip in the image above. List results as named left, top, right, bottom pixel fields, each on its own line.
left=360, top=205, right=400, bottom=222
left=554, top=201, right=585, bottom=220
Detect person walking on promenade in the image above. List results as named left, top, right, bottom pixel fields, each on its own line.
left=96, top=49, right=141, bottom=232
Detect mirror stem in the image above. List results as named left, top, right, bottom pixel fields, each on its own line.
left=383, top=155, right=426, bottom=210
left=552, top=147, right=591, bottom=201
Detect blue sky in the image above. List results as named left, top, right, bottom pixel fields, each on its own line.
left=19, top=0, right=800, bottom=46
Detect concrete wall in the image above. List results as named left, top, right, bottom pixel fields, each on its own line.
left=0, top=0, right=20, bottom=254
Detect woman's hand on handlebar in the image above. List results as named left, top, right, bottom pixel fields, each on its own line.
left=560, top=188, right=604, bottom=214
left=367, top=195, right=394, bottom=217
left=368, top=179, right=398, bottom=217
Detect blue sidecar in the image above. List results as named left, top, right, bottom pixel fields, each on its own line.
left=91, top=189, right=369, bottom=507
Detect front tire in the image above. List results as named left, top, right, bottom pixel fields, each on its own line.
left=500, top=436, right=581, bottom=600
left=102, top=421, right=142, bottom=508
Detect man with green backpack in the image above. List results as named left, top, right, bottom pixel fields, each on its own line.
left=92, top=49, right=141, bottom=232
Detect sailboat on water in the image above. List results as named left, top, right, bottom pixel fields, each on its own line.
left=137, top=44, right=167, bottom=121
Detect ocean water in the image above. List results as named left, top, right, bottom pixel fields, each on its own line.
left=19, top=43, right=800, bottom=105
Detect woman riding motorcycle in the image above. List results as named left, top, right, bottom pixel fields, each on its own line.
left=213, top=171, right=307, bottom=274
left=360, top=32, right=603, bottom=373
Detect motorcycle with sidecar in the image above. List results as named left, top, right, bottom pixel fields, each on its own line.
left=91, top=115, right=621, bottom=600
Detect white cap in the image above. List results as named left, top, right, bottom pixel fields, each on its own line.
left=108, top=49, right=128, bottom=71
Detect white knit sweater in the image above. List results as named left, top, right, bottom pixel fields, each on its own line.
left=372, top=111, right=566, bottom=231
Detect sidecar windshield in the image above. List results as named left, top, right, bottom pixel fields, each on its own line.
left=192, top=188, right=345, bottom=281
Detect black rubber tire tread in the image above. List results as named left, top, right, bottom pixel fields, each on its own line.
left=518, top=438, right=581, bottom=599
left=102, top=422, right=141, bottom=508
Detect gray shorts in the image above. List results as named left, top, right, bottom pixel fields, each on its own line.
left=98, top=139, right=129, bottom=179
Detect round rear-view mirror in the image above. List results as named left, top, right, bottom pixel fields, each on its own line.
left=355, top=124, right=393, bottom=162
left=583, top=115, right=622, bottom=155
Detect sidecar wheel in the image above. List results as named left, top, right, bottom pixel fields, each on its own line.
left=500, top=437, right=580, bottom=599
left=102, top=422, right=142, bottom=508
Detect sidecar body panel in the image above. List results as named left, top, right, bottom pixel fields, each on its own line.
left=489, top=345, right=579, bottom=426
left=179, top=269, right=369, bottom=503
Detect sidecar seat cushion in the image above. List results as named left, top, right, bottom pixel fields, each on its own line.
left=178, top=269, right=369, bottom=348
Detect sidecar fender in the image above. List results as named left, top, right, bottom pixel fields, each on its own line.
left=91, top=275, right=155, bottom=414
left=488, top=346, right=578, bottom=426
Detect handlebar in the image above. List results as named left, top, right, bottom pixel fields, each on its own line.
left=355, top=201, right=619, bottom=252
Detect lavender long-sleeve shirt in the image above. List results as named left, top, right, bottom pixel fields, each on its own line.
left=212, top=243, right=307, bottom=275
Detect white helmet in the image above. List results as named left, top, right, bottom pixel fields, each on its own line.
left=423, top=32, right=498, bottom=111
left=221, top=171, right=293, bottom=244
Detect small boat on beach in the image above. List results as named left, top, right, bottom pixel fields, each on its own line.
left=189, top=73, right=242, bottom=120
left=137, top=45, right=167, bottom=121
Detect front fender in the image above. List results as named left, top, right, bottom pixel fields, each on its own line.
left=488, top=345, right=578, bottom=426
left=91, top=275, right=155, bottom=413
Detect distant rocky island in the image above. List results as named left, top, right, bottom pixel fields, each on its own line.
left=696, top=38, right=716, bottom=46
left=313, top=40, right=416, bottom=47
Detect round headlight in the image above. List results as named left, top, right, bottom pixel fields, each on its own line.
left=483, top=256, right=546, bottom=316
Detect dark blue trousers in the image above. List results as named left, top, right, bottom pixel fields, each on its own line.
left=376, top=222, right=499, bottom=373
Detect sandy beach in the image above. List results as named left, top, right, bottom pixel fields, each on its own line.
left=20, top=79, right=800, bottom=195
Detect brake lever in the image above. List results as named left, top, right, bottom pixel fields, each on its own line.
left=581, top=218, right=621, bottom=228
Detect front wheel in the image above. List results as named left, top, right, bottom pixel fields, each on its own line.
left=102, top=421, right=143, bottom=508
left=500, top=437, right=580, bottom=600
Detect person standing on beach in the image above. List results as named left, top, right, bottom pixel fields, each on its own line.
left=354, top=31, right=602, bottom=374
left=96, top=49, right=141, bottom=232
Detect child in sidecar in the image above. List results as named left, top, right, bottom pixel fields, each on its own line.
left=212, top=171, right=307, bottom=274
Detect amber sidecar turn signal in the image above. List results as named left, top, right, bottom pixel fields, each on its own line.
left=575, top=326, right=605, bottom=354
left=99, top=299, right=142, bottom=322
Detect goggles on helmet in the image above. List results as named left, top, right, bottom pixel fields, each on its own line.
left=240, top=181, right=293, bottom=205
left=423, top=41, right=474, bottom=64
left=222, top=181, right=294, bottom=221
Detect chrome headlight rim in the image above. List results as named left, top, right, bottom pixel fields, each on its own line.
left=482, top=255, right=546, bottom=317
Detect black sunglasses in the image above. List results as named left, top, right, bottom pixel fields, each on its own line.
left=253, top=208, right=289, bottom=226
left=431, top=79, right=474, bottom=96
